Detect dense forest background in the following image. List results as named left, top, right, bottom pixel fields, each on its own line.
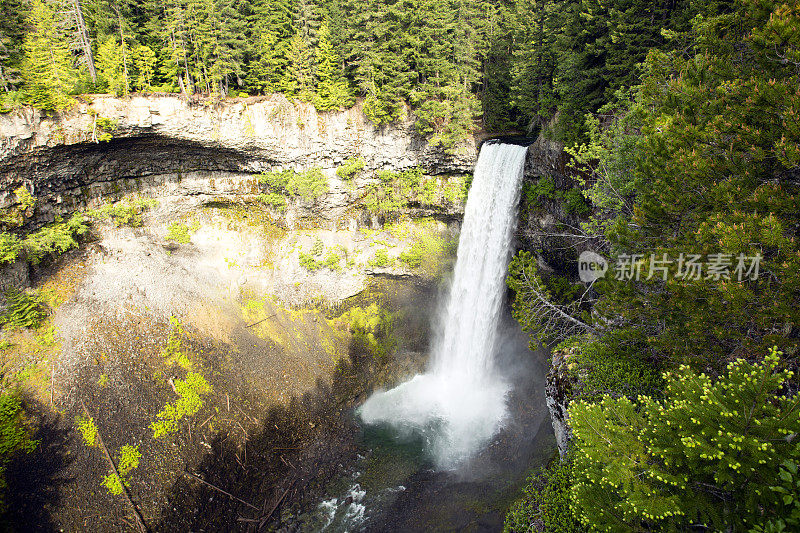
left=2, top=0, right=700, bottom=148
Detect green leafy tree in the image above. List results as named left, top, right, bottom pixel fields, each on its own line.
left=570, top=348, right=800, bottom=532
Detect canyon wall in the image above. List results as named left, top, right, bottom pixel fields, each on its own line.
left=0, top=95, right=475, bottom=228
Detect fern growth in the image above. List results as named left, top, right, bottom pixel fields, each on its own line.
left=0, top=290, right=47, bottom=330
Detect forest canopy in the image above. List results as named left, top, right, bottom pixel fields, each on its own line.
left=1, top=0, right=698, bottom=147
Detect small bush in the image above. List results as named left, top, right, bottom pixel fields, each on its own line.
left=256, top=193, right=287, bottom=211
left=286, top=167, right=328, bottom=200
left=323, top=251, right=342, bottom=271
left=0, top=290, right=47, bottom=330
left=299, top=251, right=320, bottom=271
left=102, top=473, right=124, bottom=495
left=562, top=188, right=590, bottom=216
left=87, top=198, right=157, bottom=227
left=259, top=167, right=328, bottom=201
left=504, top=457, right=583, bottom=533
left=561, top=331, right=663, bottom=400
left=336, top=156, right=365, bottom=181
left=22, top=213, right=88, bottom=265
left=117, top=444, right=141, bottom=476
left=0, top=393, right=37, bottom=458
left=570, top=348, right=800, bottom=532
left=368, top=248, right=391, bottom=268
left=0, top=233, right=22, bottom=265
left=13, top=187, right=35, bottom=212
left=166, top=222, right=191, bottom=244
left=151, top=372, right=212, bottom=438
left=345, top=304, right=396, bottom=360
left=75, top=415, right=98, bottom=447
left=298, top=239, right=341, bottom=272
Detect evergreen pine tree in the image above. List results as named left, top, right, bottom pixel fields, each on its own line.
left=313, top=20, right=351, bottom=110
left=21, top=0, right=76, bottom=110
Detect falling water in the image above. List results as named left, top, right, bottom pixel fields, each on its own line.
left=358, top=142, right=529, bottom=469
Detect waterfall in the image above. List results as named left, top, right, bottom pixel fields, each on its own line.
left=358, top=142, right=528, bottom=469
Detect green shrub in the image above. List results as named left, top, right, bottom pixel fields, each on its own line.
left=524, top=177, right=557, bottom=208
left=345, top=304, right=396, bottom=360
left=752, top=448, right=800, bottom=533
left=398, top=241, right=424, bottom=269
left=117, top=444, right=141, bottom=476
left=336, top=156, right=365, bottom=181
left=0, top=233, right=22, bottom=265
left=562, top=188, right=590, bottom=216
left=323, top=251, right=342, bottom=271
left=504, top=457, right=583, bottom=533
left=299, top=251, right=321, bottom=271
left=259, top=167, right=328, bottom=201
left=299, top=239, right=342, bottom=272
left=570, top=347, right=800, bottom=532
left=0, top=290, right=47, bottom=330
left=87, top=198, right=157, bottom=227
left=442, top=175, right=469, bottom=204
left=151, top=372, right=212, bottom=438
left=13, top=187, right=35, bottom=212
left=0, top=393, right=37, bottom=511
left=286, top=167, right=328, bottom=200
left=258, top=169, right=294, bottom=190
left=561, top=331, right=663, bottom=400
left=166, top=222, right=191, bottom=244
left=397, top=224, right=455, bottom=275
left=0, top=393, right=37, bottom=459
left=75, top=414, right=98, bottom=447
left=102, top=473, right=124, bottom=495
left=368, top=248, right=391, bottom=268
left=0, top=91, right=23, bottom=114
left=256, top=193, right=287, bottom=211
left=22, top=213, right=88, bottom=265
left=363, top=167, right=440, bottom=216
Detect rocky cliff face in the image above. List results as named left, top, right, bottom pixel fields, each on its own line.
left=0, top=94, right=475, bottom=228
left=519, top=133, right=588, bottom=458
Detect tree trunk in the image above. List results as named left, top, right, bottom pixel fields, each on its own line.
left=72, top=0, right=96, bottom=84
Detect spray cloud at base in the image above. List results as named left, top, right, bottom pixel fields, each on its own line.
left=358, top=142, right=529, bottom=469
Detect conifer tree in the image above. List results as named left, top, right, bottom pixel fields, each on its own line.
left=313, top=21, right=351, bottom=110
left=282, top=29, right=313, bottom=100
left=570, top=348, right=800, bottom=531
left=131, top=44, right=156, bottom=90
left=96, top=36, right=128, bottom=95
left=245, top=0, right=294, bottom=94
left=21, top=0, right=76, bottom=110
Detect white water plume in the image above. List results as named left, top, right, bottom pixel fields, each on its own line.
left=358, top=142, right=528, bottom=469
